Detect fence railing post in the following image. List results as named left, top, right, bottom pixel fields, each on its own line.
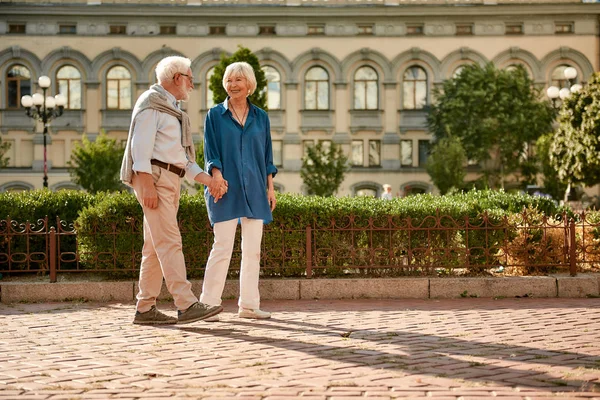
left=49, top=226, right=57, bottom=283
left=306, top=225, right=312, bottom=279
left=569, top=219, right=577, bottom=277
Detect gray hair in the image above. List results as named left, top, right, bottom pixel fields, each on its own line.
left=222, top=62, right=257, bottom=96
left=155, top=56, right=192, bottom=84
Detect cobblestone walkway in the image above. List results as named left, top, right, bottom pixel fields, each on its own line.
left=1, top=298, right=600, bottom=399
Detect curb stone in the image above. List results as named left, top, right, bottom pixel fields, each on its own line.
left=2, top=274, right=600, bottom=303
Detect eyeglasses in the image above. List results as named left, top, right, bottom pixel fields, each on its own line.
left=175, top=72, right=194, bottom=84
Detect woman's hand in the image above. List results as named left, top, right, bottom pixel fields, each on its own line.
left=209, top=169, right=227, bottom=203
left=267, top=188, right=276, bottom=211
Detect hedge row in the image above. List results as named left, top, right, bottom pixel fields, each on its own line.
left=0, top=189, right=570, bottom=278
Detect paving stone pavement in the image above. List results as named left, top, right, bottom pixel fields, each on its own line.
left=1, top=298, right=600, bottom=400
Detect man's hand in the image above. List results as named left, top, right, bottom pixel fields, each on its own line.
left=136, top=173, right=158, bottom=209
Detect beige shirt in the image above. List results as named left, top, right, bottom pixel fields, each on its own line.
left=131, top=90, right=202, bottom=181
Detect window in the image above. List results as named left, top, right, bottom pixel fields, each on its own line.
left=259, top=26, right=276, bottom=35
left=6, top=65, right=31, bottom=109
left=555, top=22, right=574, bottom=34
left=304, top=66, right=329, bottom=110
left=351, top=140, right=364, bottom=166
left=106, top=66, right=132, bottom=110
left=551, top=65, right=577, bottom=89
left=453, top=65, right=466, bottom=78
left=456, top=24, right=473, bottom=35
left=8, top=24, right=26, bottom=34
left=506, top=64, right=529, bottom=77
left=160, top=25, right=177, bottom=35
left=357, top=25, right=373, bottom=35
left=308, top=25, right=325, bottom=35
left=209, top=26, right=226, bottom=35
left=261, top=66, right=281, bottom=110
left=355, top=188, right=377, bottom=197
left=354, top=66, right=378, bottom=110
left=302, top=140, right=314, bottom=164
left=418, top=140, right=430, bottom=167
left=109, top=25, right=126, bottom=35
left=401, top=140, right=413, bottom=166
left=206, top=67, right=215, bottom=109
left=56, top=65, right=82, bottom=109
left=505, top=24, right=523, bottom=35
left=272, top=140, right=283, bottom=167
left=403, top=66, right=428, bottom=110
left=368, top=140, right=381, bottom=167
left=406, top=24, right=424, bottom=36
left=319, top=140, right=332, bottom=154
left=59, top=24, right=77, bottom=35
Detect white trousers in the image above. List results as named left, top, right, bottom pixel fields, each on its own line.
left=200, top=217, right=264, bottom=310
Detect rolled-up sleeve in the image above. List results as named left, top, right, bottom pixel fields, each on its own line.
left=264, top=116, right=278, bottom=178
left=131, top=109, right=158, bottom=174
left=203, top=109, right=223, bottom=174
left=185, top=161, right=203, bottom=182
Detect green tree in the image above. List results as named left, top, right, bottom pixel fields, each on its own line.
left=68, top=132, right=124, bottom=193
left=301, top=142, right=349, bottom=196
left=209, top=46, right=267, bottom=110
left=427, top=63, right=554, bottom=189
left=0, top=137, right=11, bottom=169
left=535, top=133, right=567, bottom=201
left=425, top=136, right=467, bottom=195
left=550, top=72, right=600, bottom=202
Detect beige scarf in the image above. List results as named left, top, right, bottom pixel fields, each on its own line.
left=120, top=84, right=195, bottom=186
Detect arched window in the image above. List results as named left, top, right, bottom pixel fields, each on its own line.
left=106, top=66, right=132, bottom=110
left=206, top=67, right=215, bottom=109
left=551, top=64, right=577, bottom=88
left=402, top=66, right=428, bottom=110
left=354, top=66, right=378, bottom=110
left=56, top=65, right=82, bottom=109
left=304, top=66, right=329, bottom=110
left=6, top=64, right=31, bottom=109
left=262, top=65, right=281, bottom=110
left=452, top=65, right=465, bottom=78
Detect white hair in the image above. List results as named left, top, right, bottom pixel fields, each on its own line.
left=222, top=62, right=257, bottom=95
left=155, top=56, right=192, bottom=84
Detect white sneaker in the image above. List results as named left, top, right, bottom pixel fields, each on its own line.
left=204, top=314, right=220, bottom=322
left=238, top=307, right=271, bottom=319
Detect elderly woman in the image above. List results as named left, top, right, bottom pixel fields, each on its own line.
left=199, top=61, right=277, bottom=321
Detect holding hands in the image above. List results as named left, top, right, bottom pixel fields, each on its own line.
left=208, top=168, right=228, bottom=203
left=195, top=169, right=228, bottom=203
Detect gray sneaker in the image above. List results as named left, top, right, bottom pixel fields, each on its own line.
left=178, top=302, right=223, bottom=324
left=133, top=306, right=177, bottom=325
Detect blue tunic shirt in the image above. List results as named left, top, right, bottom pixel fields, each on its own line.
left=203, top=98, right=278, bottom=225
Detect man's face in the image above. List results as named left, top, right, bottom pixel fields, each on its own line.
left=174, top=68, right=194, bottom=101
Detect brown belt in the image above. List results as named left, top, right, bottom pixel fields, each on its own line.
left=150, top=159, right=185, bottom=178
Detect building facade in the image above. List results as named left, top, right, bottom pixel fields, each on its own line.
left=0, top=0, right=597, bottom=196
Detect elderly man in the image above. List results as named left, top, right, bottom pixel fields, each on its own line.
left=121, top=56, right=226, bottom=325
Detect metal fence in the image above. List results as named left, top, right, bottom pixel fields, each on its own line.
left=1, top=211, right=599, bottom=282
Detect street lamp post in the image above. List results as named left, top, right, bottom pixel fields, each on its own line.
left=20, top=76, right=66, bottom=188
left=546, top=67, right=583, bottom=107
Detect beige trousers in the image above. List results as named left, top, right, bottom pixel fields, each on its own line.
left=132, top=165, right=198, bottom=312
left=200, top=217, right=264, bottom=310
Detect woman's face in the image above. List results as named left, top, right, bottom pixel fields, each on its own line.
left=225, top=73, right=249, bottom=102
